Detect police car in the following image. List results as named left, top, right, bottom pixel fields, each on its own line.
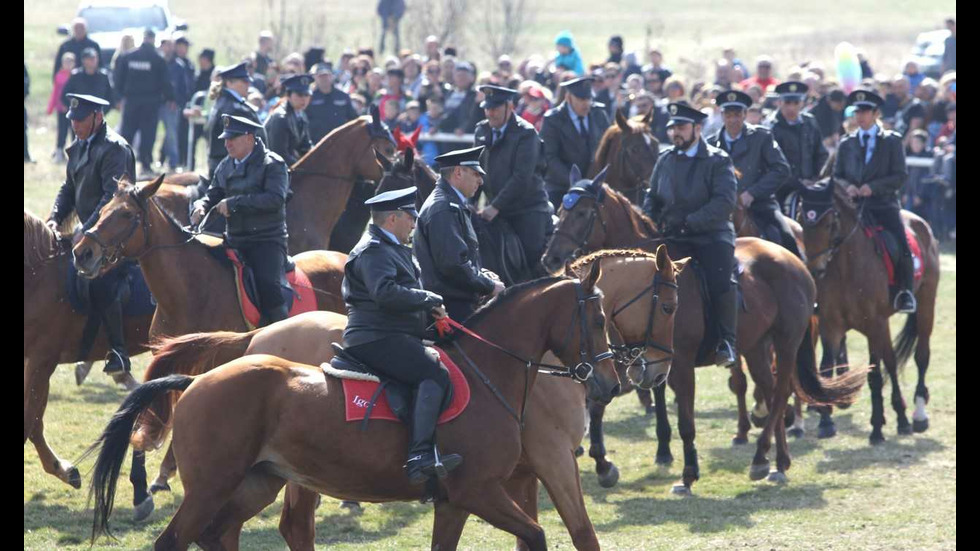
left=56, top=0, right=187, bottom=67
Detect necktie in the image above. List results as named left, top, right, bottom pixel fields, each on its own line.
left=860, top=133, right=869, bottom=164
left=492, top=128, right=501, bottom=146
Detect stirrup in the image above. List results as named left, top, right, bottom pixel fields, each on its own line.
left=894, top=291, right=917, bottom=314
left=714, top=340, right=737, bottom=368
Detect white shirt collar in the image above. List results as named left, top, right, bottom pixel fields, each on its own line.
left=448, top=183, right=468, bottom=204
left=683, top=141, right=699, bottom=157
left=378, top=226, right=402, bottom=245
left=724, top=128, right=743, bottom=142
left=234, top=149, right=254, bottom=167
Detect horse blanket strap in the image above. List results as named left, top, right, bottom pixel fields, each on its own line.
left=359, top=380, right=390, bottom=432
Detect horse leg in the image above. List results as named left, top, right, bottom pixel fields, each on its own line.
left=431, top=500, right=470, bottom=551
left=532, top=447, right=599, bottom=550
left=653, top=382, right=673, bottom=464
left=788, top=393, right=806, bottom=439
left=455, top=484, right=547, bottom=551
left=913, top=315, right=935, bottom=434
left=836, top=335, right=849, bottom=375
left=815, top=331, right=843, bottom=438
left=669, top=362, right=698, bottom=494
left=154, top=476, right=244, bottom=550
left=728, top=356, right=751, bottom=445
left=745, top=343, right=777, bottom=481
left=151, top=442, right=179, bottom=494
left=768, top=338, right=798, bottom=483
left=874, top=325, right=911, bottom=436
left=636, top=388, right=655, bottom=416
left=587, top=399, right=619, bottom=487
left=197, top=469, right=287, bottom=551
left=25, top=355, right=81, bottom=488
left=504, top=469, right=539, bottom=551
left=131, top=450, right=154, bottom=521
left=867, top=353, right=886, bottom=445
left=279, top=484, right=319, bottom=551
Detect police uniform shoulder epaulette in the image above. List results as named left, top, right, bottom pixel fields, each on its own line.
left=264, top=148, right=286, bottom=164
left=882, top=129, right=903, bottom=139
left=70, top=67, right=84, bottom=76
left=746, top=123, right=769, bottom=135
left=593, top=101, right=606, bottom=109
left=706, top=142, right=729, bottom=158
left=543, top=106, right=561, bottom=118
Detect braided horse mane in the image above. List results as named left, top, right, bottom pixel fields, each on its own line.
left=24, top=210, right=64, bottom=268
left=569, top=248, right=658, bottom=277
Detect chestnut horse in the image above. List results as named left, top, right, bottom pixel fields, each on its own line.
left=86, top=269, right=622, bottom=550
left=542, top=177, right=865, bottom=490
left=799, top=179, right=940, bottom=444
left=591, top=110, right=659, bottom=205
left=135, top=247, right=680, bottom=549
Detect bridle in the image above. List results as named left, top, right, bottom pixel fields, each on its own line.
left=549, top=193, right=607, bottom=261
left=609, top=269, right=676, bottom=380
left=615, top=130, right=656, bottom=202
left=802, top=196, right=866, bottom=279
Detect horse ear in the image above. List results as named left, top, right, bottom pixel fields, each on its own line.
left=642, top=109, right=654, bottom=126
left=404, top=146, right=415, bottom=168
left=582, top=259, right=602, bottom=293
left=655, top=243, right=672, bottom=273
left=410, top=125, right=422, bottom=146
left=137, top=174, right=165, bottom=201
left=370, top=104, right=381, bottom=127
left=615, top=109, right=630, bottom=132
left=375, top=148, right=393, bottom=171
left=592, top=165, right=609, bottom=188
left=569, top=164, right=582, bottom=187
left=672, top=256, right=691, bottom=276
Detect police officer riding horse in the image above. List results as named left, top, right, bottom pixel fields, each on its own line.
left=643, top=102, right=740, bottom=367
left=47, top=93, right=139, bottom=388
left=264, top=74, right=314, bottom=167
left=708, top=90, right=802, bottom=259
left=340, top=187, right=463, bottom=484
left=191, top=114, right=291, bottom=326
left=767, top=81, right=828, bottom=218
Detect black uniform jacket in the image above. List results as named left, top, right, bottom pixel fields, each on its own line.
left=207, top=88, right=268, bottom=161
left=707, top=123, right=790, bottom=213
left=195, top=138, right=289, bottom=245
left=414, top=178, right=496, bottom=301
left=264, top=102, right=313, bottom=167
left=342, top=224, right=444, bottom=347
left=473, top=113, right=551, bottom=215
left=306, top=86, right=359, bottom=144
left=62, top=68, right=114, bottom=110
left=540, top=101, right=611, bottom=193
left=642, top=138, right=738, bottom=246
left=113, top=43, right=173, bottom=104
left=50, top=123, right=136, bottom=231
left=833, top=126, right=907, bottom=208
left=766, top=110, right=828, bottom=182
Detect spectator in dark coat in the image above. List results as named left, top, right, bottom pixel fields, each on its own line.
left=377, top=0, right=406, bottom=54
left=942, top=17, right=956, bottom=73
left=807, top=88, right=846, bottom=143
left=63, top=48, right=113, bottom=110
left=53, top=18, right=101, bottom=80
left=438, top=62, right=481, bottom=140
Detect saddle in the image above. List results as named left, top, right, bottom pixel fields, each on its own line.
left=859, top=211, right=924, bottom=288
left=323, top=343, right=470, bottom=429
left=194, top=234, right=316, bottom=329
left=473, top=215, right=530, bottom=286
left=689, top=259, right=745, bottom=367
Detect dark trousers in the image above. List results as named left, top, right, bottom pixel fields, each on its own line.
left=120, top=100, right=161, bottom=170
left=330, top=179, right=375, bottom=253
left=188, top=124, right=204, bottom=171
left=666, top=240, right=735, bottom=298
left=347, top=334, right=449, bottom=392
left=868, top=204, right=914, bottom=291
left=379, top=17, right=401, bottom=54
left=85, top=264, right=130, bottom=364
left=56, top=113, right=73, bottom=149
left=749, top=206, right=803, bottom=259
left=444, top=299, right=478, bottom=322
left=236, top=240, right=288, bottom=314
left=502, top=211, right=554, bottom=278
left=177, top=116, right=189, bottom=167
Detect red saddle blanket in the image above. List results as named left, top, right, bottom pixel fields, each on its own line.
left=225, top=249, right=317, bottom=329
left=863, top=226, right=924, bottom=286
left=342, top=347, right=471, bottom=424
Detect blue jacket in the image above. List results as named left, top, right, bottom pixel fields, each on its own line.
left=554, top=31, right=585, bottom=75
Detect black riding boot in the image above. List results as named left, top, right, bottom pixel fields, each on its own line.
left=102, top=299, right=131, bottom=373
left=405, top=379, right=462, bottom=484
left=713, top=285, right=738, bottom=368
left=894, top=250, right=917, bottom=313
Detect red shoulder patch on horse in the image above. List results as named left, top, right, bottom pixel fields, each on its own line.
left=863, top=226, right=924, bottom=286
left=342, top=347, right=470, bottom=424
left=226, top=249, right=317, bottom=329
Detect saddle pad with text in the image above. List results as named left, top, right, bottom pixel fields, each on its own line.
left=226, top=249, right=316, bottom=329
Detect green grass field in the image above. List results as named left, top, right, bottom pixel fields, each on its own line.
left=26, top=1, right=955, bottom=549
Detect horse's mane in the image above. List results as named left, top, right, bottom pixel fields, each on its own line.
left=570, top=249, right=656, bottom=273
left=603, top=184, right=660, bottom=238
left=442, top=276, right=566, bottom=341
left=24, top=210, right=63, bottom=266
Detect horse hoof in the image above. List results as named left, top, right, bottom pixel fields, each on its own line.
left=817, top=424, right=837, bottom=439
left=750, top=414, right=768, bottom=429
left=340, top=501, right=362, bottom=513
left=897, top=422, right=913, bottom=435
left=598, top=464, right=620, bottom=488
left=74, top=361, right=93, bottom=386
left=870, top=432, right=886, bottom=446
left=912, top=419, right=929, bottom=433
left=133, top=495, right=154, bottom=522
left=655, top=452, right=674, bottom=466
left=149, top=481, right=171, bottom=494
left=788, top=427, right=805, bottom=439
left=66, top=466, right=82, bottom=489
left=670, top=483, right=691, bottom=496
left=766, top=470, right=789, bottom=484
left=749, top=463, right=770, bottom=481
left=574, top=446, right=585, bottom=457
left=731, top=436, right=749, bottom=446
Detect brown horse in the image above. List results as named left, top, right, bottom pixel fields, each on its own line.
left=591, top=110, right=659, bottom=205
left=374, top=146, right=438, bottom=208
left=86, top=269, right=622, bottom=550
left=134, top=247, right=680, bottom=549
left=799, top=179, right=940, bottom=443
left=542, top=178, right=865, bottom=490
left=24, top=211, right=152, bottom=489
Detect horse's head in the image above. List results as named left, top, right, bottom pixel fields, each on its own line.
left=542, top=165, right=609, bottom=274
left=367, top=104, right=397, bottom=164
left=798, top=177, right=844, bottom=278
left=597, top=110, right=658, bottom=192
left=73, top=174, right=165, bottom=278
left=553, top=261, right=621, bottom=404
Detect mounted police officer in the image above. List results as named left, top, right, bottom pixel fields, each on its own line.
left=47, top=94, right=138, bottom=386
left=205, top=62, right=268, bottom=180
left=415, top=146, right=505, bottom=321
left=833, top=90, right=916, bottom=313
left=264, top=74, right=314, bottom=166
left=191, top=115, right=290, bottom=325
left=341, top=187, right=463, bottom=484
left=473, top=85, right=553, bottom=278
left=307, top=62, right=359, bottom=144
left=541, top=76, right=612, bottom=211
left=707, top=90, right=801, bottom=259
left=643, top=102, right=739, bottom=367
left=766, top=81, right=828, bottom=216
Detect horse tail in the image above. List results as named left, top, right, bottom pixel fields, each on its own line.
left=793, top=323, right=866, bottom=407
left=81, top=375, right=194, bottom=543
left=132, top=330, right=259, bottom=451
left=893, top=311, right=919, bottom=372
